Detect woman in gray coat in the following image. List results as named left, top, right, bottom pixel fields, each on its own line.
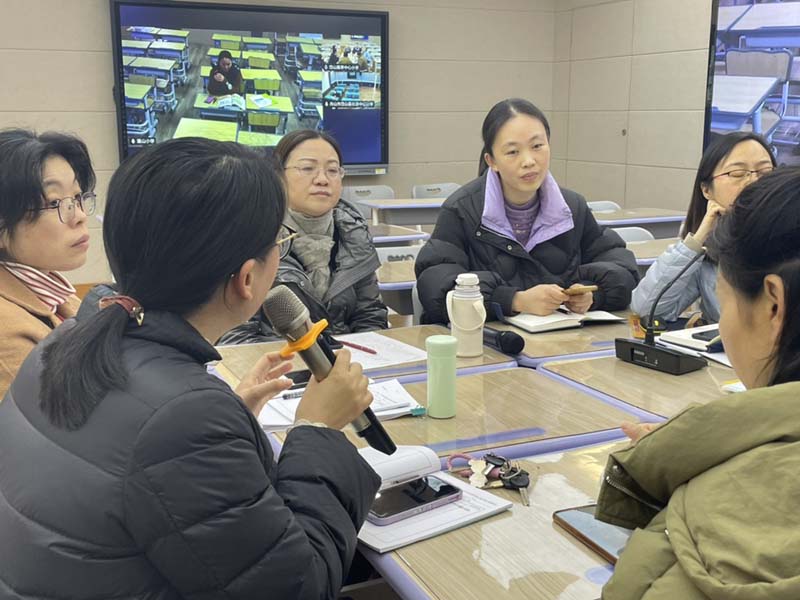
left=630, top=132, right=775, bottom=323
left=220, top=130, right=387, bottom=344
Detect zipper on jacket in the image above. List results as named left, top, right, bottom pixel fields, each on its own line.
left=477, top=226, right=537, bottom=263
left=605, top=467, right=664, bottom=512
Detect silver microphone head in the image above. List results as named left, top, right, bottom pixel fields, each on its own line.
left=263, top=285, right=310, bottom=340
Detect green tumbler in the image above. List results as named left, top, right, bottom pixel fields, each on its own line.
left=425, top=334, right=457, bottom=419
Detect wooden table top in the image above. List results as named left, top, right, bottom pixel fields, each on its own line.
left=275, top=368, right=632, bottom=456
left=390, top=441, right=629, bottom=599
left=215, top=325, right=514, bottom=387
left=488, top=317, right=632, bottom=361
left=542, top=355, right=735, bottom=417
left=626, top=237, right=679, bottom=262
left=377, top=260, right=416, bottom=285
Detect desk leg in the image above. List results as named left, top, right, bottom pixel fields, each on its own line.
left=372, top=208, right=380, bottom=226
left=753, top=105, right=763, bottom=135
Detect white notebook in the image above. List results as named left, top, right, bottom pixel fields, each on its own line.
left=505, top=309, right=624, bottom=334
left=357, top=446, right=513, bottom=553
left=658, top=323, right=719, bottom=352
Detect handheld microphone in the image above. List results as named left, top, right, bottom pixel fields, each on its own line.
left=614, top=249, right=708, bottom=375
left=483, top=326, right=525, bottom=355
left=263, top=285, right=397, bottom=455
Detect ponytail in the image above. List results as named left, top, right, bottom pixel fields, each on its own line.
left=40, top=306, right=129, bottom=429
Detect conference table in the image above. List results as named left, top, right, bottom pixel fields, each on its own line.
left=539, top=354, right=735, bottom=418
left=363, top=441, right=629, bottom=600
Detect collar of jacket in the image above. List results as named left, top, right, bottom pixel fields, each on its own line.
left=481, top=169, right=574, bottom=252
left=596, top=380, right=800, bottom=528
left=123, top=309, right=221, bottom=365
left=279, top=199, right=379, bottom=303
left=0, top=265, right=59, bottom=318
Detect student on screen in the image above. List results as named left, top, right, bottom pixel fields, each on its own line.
left=0, top=129, right=96, bottom=397
left=208, top=49, right=243, bottom=96
left=596, top=167, right=800, bottom=599
left=415, top=98, right=639, bottom=324
left=631, top=132, right=776, bottom=324
left=0, top=138, right=380, bottom=599
left=219, top=129, right=387, bottom=344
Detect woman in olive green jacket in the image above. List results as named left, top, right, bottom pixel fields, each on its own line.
left=596, top=167, right=800, bottom=600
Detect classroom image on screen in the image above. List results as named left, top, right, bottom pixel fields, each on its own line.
left=119, top=26, right=382, bottom=155
left=712, top=0, right=800, bottom=165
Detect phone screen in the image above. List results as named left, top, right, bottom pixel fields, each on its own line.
left=553, top=505, right=633, bottom=563
left=286, top=369, right=312, bottom=389
left=691, top=328, right=719, bottom=342
left=369, top=476, right=461, bottom=519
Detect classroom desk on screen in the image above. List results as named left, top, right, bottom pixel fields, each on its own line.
left=270, top=368, right=632, bottom=457
left=358, top=198, right=446, bottom=226
left=121, top=40, right=151, bottom=56
left=157, top=28, right=190, bottom=43
left=242, top=36, right=273, bottom=50
left=594, top=208, right=685, bottom=239
left=710, top=75, right=778, bottom=136
left=236, top=131, right=283, bottom=147
left=363, top=441, right=629, bottom=600
left=369, top=224, right=429, bottom=245
left=214, top=325, right=517, bottom=386
left=130, top=56, right=177, bottom=82
left=717, top=5, right=751, bottom=32
left=207, top=48, right=243, bottom=60
left=488, top=317, right=632, bottom=368
left=728, top=2, right=800, bottom=47
left=212, top=33, right=242, bottom=46
left=127, top=26, right=159, bottom=41
left=241, top=50, right=275, bottom=68
left=173, top=117, right=238, bottom=142
left=540, top=355, right=735, bottom=419
left=298, top=70, right=325, bottom=89
left=245, top=94, right=294, bottom=133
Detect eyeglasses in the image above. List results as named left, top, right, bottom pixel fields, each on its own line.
left=285, top=164, right=346, bottom=180
left=276, top=225, right=298, bottom=259
left=29, top=192, right=97, bottom=224
left=712, top=166, right=774, bottom=181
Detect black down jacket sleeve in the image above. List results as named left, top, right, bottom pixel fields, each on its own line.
left=124, top=389, right=381, bottom=599
left=573, top=201, right=640, bottom=311
left=415, top=203, right=517, bottom=324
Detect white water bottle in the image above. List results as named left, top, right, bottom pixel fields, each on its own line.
left=445, top=273, right=486, bottom=357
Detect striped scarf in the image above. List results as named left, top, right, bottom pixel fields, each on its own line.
left=1, top=261, right=76, bottom=314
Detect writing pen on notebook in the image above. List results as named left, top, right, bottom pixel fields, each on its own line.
left=337, top=339, right=378, bottom=355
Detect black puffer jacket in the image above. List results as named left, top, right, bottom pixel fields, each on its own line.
left=0, top=312, right=380, bottom=599
left=415, top=174, right=639, bottom=324
left=219, top=199, right=387, bottom=345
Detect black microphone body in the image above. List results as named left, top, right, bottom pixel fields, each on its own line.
left=264, top=286, right=397, bottom=455
left=483, top=326, right=525, bottom=355
left=615, top=249, right=708, bottom=375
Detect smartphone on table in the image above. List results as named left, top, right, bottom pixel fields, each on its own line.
left=552, top=504, right=633, bottom=564
left=285, top=368, right=312, bottom=390
left=691, top=328, right=719, bottom=342
left=367, top=475, right=462, bottom=526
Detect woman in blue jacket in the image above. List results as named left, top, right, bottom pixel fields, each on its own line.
left=630, top=131, right=775, bottom=323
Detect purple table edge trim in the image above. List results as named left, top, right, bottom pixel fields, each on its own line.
left=596, top=215, right=685, bottom=226
left=516, top=348, right=615, bottom=369
left=378, top=281, right=415, bottom=291
left=538, top=365, right=667, bottom=422
left=373, top=233, right=429, bottom=244
left=394, top=360, right=518, bottom=384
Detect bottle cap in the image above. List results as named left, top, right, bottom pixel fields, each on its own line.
left=425, top=334, right=458, bottom=357
left=455, top=273, right=479, bottom=287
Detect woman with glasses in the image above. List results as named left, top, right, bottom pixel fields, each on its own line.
left=631, top=131, right=776, bottom=324
left=0, top=128, right=96, bottom=397
left=219, top=129, right=387, bottom=344
left=0, top=138, right=379, bottom=598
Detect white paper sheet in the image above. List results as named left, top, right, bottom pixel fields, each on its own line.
left=335, top=332, right=427, bottom=371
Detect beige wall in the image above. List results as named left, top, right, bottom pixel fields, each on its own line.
left=552, top=0, right=712, bottom=211
left=0, top=0, right=711, bottom=283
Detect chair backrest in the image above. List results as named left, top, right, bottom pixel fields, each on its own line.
left=254, top=78, right=280, bottom=93
left=343, top=185, right=394, bottom=220
left=411, top=280, right=423, bottom=325
left=375, top=245, right=421, bottom=264
left=725, top=49, right=792, bottom=81
left=248, top=112, right=281, bottom=128
left=587, top=200, right=621, bottom=212
left=127, top=74, right=156, bottom=87
left=613, top=226, right=655, bottom=243
left=412, top=182, right=459, bottom=199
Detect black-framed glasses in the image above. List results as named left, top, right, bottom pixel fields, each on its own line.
left=712, top=166, right=774, bottom=181
left=276, top=225, right=297, bottom=259
left=29, top=192, right=97, bottom=224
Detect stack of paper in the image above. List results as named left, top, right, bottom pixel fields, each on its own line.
left=258, top=378, right=423, bottom=431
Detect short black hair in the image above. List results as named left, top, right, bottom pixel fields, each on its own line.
left=0, top=128, right=95, bottom=253
left=218, top=50, right=233, bottom=61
